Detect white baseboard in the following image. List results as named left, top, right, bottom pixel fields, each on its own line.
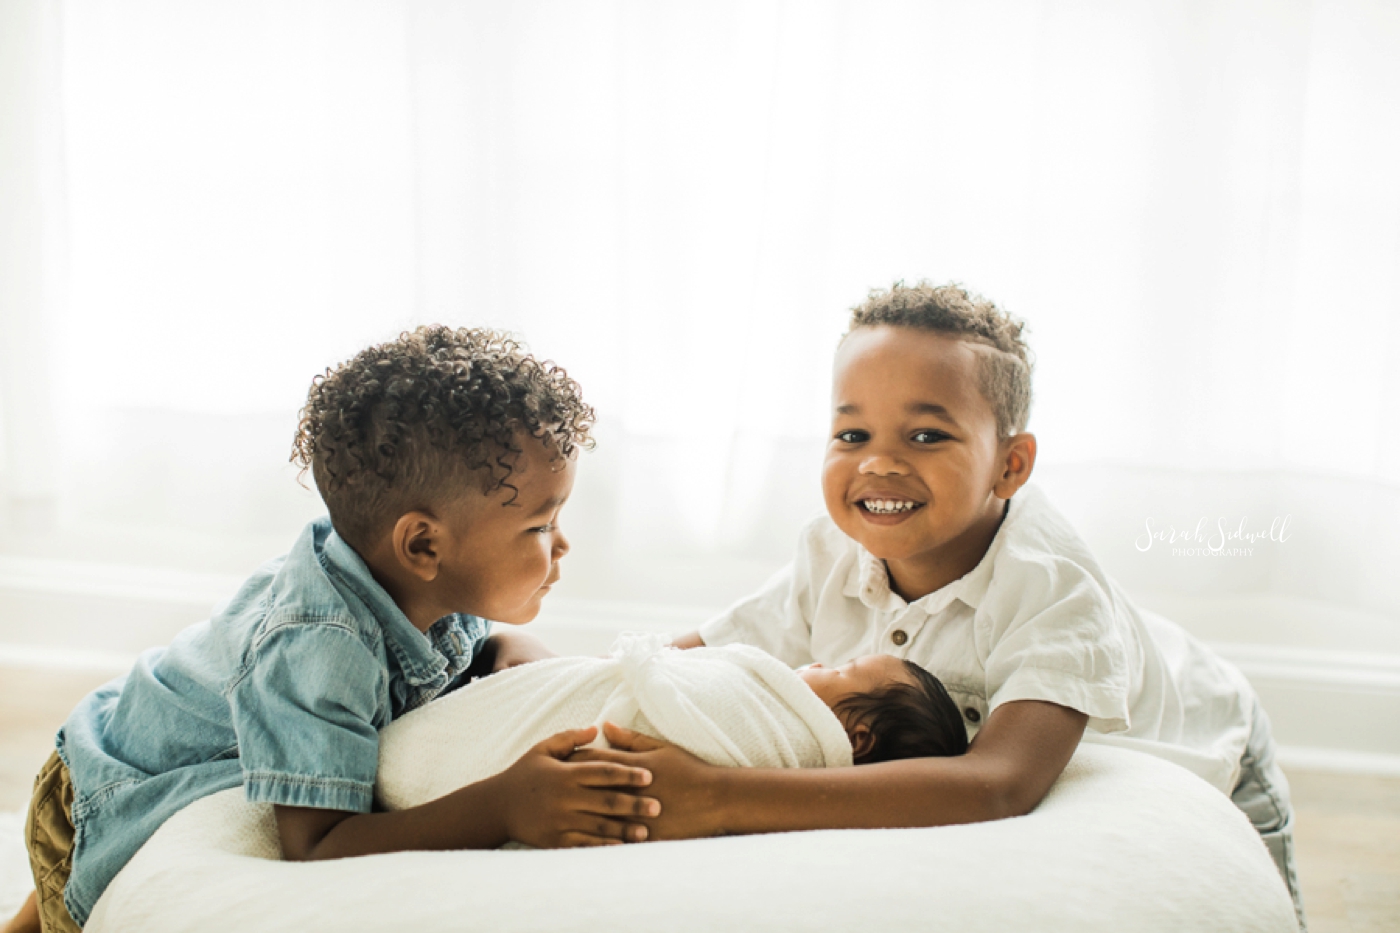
left=0, top=642, right=135, bottom=673
left=4, top=557, right=1400, bottom=775
left=1275, top=746, right=1400, bottom=778
left=1212, top=642, right=1400, bottom=690
left=0, top=555, right=242, bottom=606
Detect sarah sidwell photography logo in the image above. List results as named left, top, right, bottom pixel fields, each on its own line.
left=1135, top=515, right=1292, bottom=557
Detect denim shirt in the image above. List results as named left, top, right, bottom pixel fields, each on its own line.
left=55, top=517, right=490, bottom=925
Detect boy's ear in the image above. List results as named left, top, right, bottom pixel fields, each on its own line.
left=390, top=511, right=443, bottom=583
left=849, top=722, right=876, bottom=761
left=993, top=432, right=1036, bottom=500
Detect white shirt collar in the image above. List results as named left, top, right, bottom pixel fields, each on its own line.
left=842, top=496, right=1018, bottom=615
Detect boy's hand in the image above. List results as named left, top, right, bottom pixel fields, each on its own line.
left=493, top=726, right=660, bottom=848
left=490, top=630, right=558, bottom=673
left=567, top=722, right=726, bottom=841
left=669, top=631, right=705, bottom=650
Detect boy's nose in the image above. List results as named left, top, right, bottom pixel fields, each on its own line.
left=859, top=453, right=909, bottom=475
left=554, top=528, right=570, bottom=558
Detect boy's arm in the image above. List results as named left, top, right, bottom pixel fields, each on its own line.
left=459, top=629, right=559, bottom=684
left=669, top=631, right=704, bottom=649
left=572, top=699, right=1086, bottom=838
left=276, top=726, right=659, bottom=860
left=486, top=628, right=558, bottom=671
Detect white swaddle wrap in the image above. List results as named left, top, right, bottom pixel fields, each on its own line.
left=376, top=635, right=854, bottom=810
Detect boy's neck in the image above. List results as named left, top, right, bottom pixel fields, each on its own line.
left=362, top=550, right=447, bottom=634
left=384, top=584, right=449, bottom=634
left=884, top=499, right=1008, bottom=603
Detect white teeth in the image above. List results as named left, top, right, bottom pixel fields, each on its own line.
left=862, top=499, right=919, bottom=514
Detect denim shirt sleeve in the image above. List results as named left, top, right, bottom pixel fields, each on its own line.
left=228, top=620, right=386, bottom=813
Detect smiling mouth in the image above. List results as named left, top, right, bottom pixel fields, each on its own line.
left=858, top=499, right=924, bottom=515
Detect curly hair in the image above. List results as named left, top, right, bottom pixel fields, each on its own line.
left=291, top=325, right=594, bottom=551
left=848, top=281, right=1033, bottom=437
left=833, top=660, right=970, bottom=765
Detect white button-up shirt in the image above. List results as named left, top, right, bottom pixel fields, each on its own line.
left=699, top=484, right=1255, bottom=792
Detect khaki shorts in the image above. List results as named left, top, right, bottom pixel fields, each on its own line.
left=24, top=751, right=82, bottom=933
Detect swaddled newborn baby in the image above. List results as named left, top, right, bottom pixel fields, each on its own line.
left=376, top=638, right=967, bottom=813
left=796, top=655, right=968, bottom=763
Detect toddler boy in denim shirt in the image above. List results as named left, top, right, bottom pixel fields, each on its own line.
left=9, top=326, right=658, bottom=933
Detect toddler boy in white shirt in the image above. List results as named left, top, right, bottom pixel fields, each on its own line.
left=662, top=281, right=1305, bottom=929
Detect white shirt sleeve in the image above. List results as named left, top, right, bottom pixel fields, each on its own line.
left=979, top=552, right=1132, bottom=733
left=697, top=559, right=816, bottom=668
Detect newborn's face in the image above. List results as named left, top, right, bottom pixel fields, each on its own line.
left=798, top=654, right=911, bottom=710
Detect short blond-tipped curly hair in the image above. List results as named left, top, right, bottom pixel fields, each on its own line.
left=847, top=281, right=1033, bottom=437
left=291, top=325, right=594, bottom=551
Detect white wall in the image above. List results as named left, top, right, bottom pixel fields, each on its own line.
left=2, top=0, right=1399, bottom=773
left=0, top=0, right=61, bottom=530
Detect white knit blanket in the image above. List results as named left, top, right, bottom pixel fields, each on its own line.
left=377, top=635, right=853, bottom=810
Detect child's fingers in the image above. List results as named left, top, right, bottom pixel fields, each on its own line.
left=570, top=761, right=653, bottom=788
left=601, top=721, right=666, bottom=752
left=553, top=812, right=647, bottom=846
left=574, top=785, right=661, bottom=820
left=565, top=746, right=639, bottom=766
left=556, top=830, right=626, bottom=848
left=576, top=813, right=650, bottom=844
left=537, top=726, right=599, bottom=759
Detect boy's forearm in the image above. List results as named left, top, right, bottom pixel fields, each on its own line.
left=711, top=756, right=1016, bottom=836
left=706, top=701, right=1084, bottom=836
left=283, top=775, right=510, bottom=860
left=713, top=701, right=1084, bottom=836
left=283, top=726, right=658, bottom=859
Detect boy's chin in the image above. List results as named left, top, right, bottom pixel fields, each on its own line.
left=861, top=544, right=921, bottom=562
left=847, top=529, right=946, bottom=564
left=835, top=515, right=924, bottom=555
left=489, top=593, right=549, bottom=625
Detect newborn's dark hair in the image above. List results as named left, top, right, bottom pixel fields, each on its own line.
left=834, top=661, right=969, bottom=765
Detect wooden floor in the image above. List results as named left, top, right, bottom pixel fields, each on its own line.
left=1289, top=769, right=1400, bottom=932
left=2, top=666, right=1397, bottom=931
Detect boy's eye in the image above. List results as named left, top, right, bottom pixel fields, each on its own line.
left=834, top=429, right=869, bottom=444
left=530, top=524, right=555, bottom=535
left=911, top=429, right=950, bottom=444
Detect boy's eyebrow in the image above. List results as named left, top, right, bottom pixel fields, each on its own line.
left=834, top=402, right=960, bottom=425
left=528, top=495, right=566, bottom=517
left=907, top=402, right=959, bottom=425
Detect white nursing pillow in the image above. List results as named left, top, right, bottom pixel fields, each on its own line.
left=88, top=743, right=1298, bottom=932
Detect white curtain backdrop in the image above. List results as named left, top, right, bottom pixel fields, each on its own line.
left=2, top=0, right=1398, bottom=632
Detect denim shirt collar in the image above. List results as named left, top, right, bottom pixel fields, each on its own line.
left=318, top=521, right=454, bottom=686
